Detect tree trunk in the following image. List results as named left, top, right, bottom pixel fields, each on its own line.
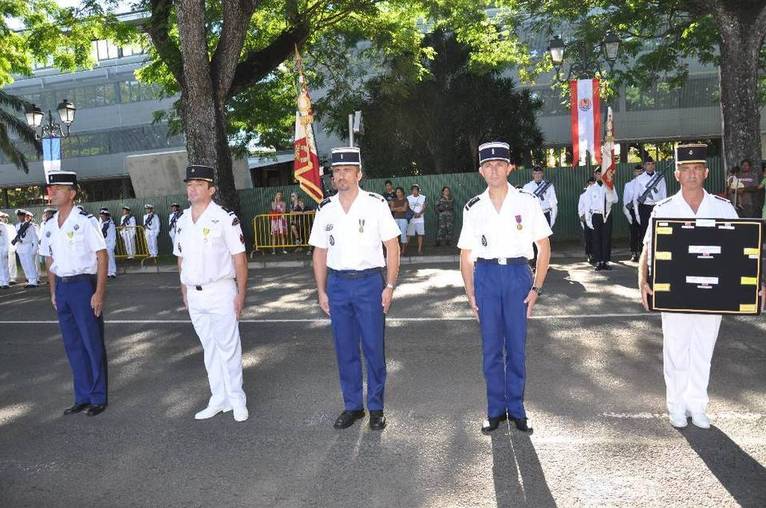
left=714, top=4, right=766, bottom=174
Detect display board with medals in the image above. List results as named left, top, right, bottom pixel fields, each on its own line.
left=650, top=218, right=763, bottom=314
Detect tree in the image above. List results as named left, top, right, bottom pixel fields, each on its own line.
left=512, top=0, right=766, bottom=172
left=335, top=31, right=543, bottom=177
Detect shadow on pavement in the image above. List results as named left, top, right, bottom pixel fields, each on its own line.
left=681, top=425, right=766, bottom=506
left=491, top=428, right=555, bottom=507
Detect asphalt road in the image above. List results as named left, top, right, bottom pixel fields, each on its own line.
left=0, top=258, right=764, bottom=507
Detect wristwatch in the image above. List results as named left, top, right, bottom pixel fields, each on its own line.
left=531, top=286, right=543, bottom=295
left=386, top=283, right=395, bottom=290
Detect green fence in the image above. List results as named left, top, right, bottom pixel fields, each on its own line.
left=2, top=158, right=726, bottom=254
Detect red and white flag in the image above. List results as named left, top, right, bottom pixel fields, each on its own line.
left=570, top=79, right=601, bottom=166
left=600, top=106, right=616, bottom=189
left=293, top=48, right=323, bottom=205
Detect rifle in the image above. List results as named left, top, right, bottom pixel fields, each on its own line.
left=11, top=222, right=30, bottom=246
left=533, top=180, right=552, bottom=199
left=637, top=171, right=664, bottom=205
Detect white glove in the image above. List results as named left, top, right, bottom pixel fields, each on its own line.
left=623, top=206, right=632, bottom=224
left=586, top=215, right=594, bottom=230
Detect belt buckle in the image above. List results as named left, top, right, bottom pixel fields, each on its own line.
left=498, top=258, right=507, bottom=265
left=195, top=285, right=202, bottom=291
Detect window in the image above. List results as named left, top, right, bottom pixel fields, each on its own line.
left=93, top=40, right=120, bottom=61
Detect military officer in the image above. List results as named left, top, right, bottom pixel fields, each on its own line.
left=143, top=204, right=160, bottom=258
left=578, top=177, right=595, bottom=263
left=14, top=209, right=39, bottom=287
left=639, top=143, right=766, bottom=429
left=119, top=206, right=136, bottom=258
left=309, top=146, right=401, bottom=431
left=583, top=167, right=619, bottom=271
left=458, top=141, right=552, bottom=434
left=99, top=208, right=118, bottom=278
left=173, top=165, right=249, bottom=422
left=0, top=211, right=9, bottom=288
left=168, top=203, right=183, bottom=246
left=40, top=171, right=109, bottom=416
left=2, top=211, right=16, bottom=284
left=522, top=166, right=558, bottom=228
left=632, top=157, right=667, bottom=244
left=622, top=165, right=644, bottom=262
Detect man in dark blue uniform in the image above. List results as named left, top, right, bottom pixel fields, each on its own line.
left=40, top=171, right=109, bottom=416
left=458, top=142, right=552, bottom=434
left=309, top=147, right=402, bottom=431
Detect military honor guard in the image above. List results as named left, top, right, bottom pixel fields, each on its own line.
left=143, top=204, right=160, bottom=258
left=13, top=209, right=39, bottom=287
left=168, top=203, right=183, bottom=246
left=638, top=143, right=765, bottom=429
left=622, top=165, right=644, bottom=262
left=309, top=146, right=401, bottom=431
left=120, top=206, right=137, bottom=258
left=99, top=208, right=118, bottom=278
left=632, top=157, right=667, bottom=244
left=458, top=141, right=552, bottom=433
left=0, top=211, right=9, bottom=288
left=583, top=168, right=619, bottom=271
left=3, top=211, right=16, bottom=284
left=40, top=171, right=109, bottom=416
left=522, top=166, right=558, bottom=228
left=578, top=177, right=596, bottom=263
left=173, top=165, right=249, bottom=422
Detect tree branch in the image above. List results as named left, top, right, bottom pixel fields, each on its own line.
left=211, top=0, right=259, bottom=100
left=144, top=0, right=184, bottom=85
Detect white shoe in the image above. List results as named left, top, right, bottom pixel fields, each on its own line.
left=194, top=405, right=232, bottom=420
left=690, top=412, right=711, bottom=429
left=233, top=407, right=249, bottom=422
left=669, top=412, right=688, bottom=428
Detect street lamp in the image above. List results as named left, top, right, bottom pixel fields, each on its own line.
left=25, top=98, right=76, bottom=139
left=548, top=35, right=565, bottom=79
left=548, top=33, right=621, bottom=81
left=603, top=32, right=620, bottom=71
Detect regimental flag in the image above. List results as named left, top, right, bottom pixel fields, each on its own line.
left=570, top=79, right=601, bottom=166
left=293, top=47, right=323, bottom=205
left=42, top=137, right=61, bottom=179
left=600, top=106, right=616, bottom=189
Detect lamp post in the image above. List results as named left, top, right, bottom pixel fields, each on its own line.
left=25, top=98, right=76, bottom=139
left=547, top=33, right=621, bottom=81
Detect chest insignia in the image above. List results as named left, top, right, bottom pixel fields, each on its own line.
left=326, top=224, right=333, bottom=231
left=177, top=243, right=182, bottom=253
left=66, top=231, right=74, bottom=240
left=46, top=231, right=51, bottom=238
left=211, top=219, right=219, bottom=224
left=481, top=235, right=487, bottom=247
left=73, top=224, right=79, bottom=231
left=358, top=219, right=365, bottom=233
left=202, top=227, right=211, bottom=241
left=515, top=215, right=523, bottom=230
left=329, top=234, right=335, bottom=246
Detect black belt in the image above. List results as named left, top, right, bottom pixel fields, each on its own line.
left=56, top=274, right=96, bottom=284
left=328, top=267, right=384, bottom=279
left=476, top=257, right=527, bottom=266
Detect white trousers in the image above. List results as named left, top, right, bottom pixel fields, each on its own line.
left=0, top=250, right=8, bottom=285
left=106, top=247, right=117, bottom=276
left=187, top=278, right=246, bottom=409
left=145, top=232, right=158, bottom=257
left=17, top=248, right=38, bottom=284
left=121, top=231, right=136, bottom=257
left=661, top=312, right=721, bottom=414
left=8, top=249, right=17, bottom=281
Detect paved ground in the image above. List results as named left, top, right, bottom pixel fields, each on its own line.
left=1, top=256, right=765, bottom=507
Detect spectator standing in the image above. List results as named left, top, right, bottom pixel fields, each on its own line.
left=270, top=191, right=288, bottom=254
left=406, top=184, right=427, bottom=255
left=435, top=186, right=455, bottom=247
left=390, top=187, right=411, bottom=255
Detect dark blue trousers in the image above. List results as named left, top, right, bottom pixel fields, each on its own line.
left=55, top=276, right=107, bottom=405
left=474, top=260, right=532, bottom=419
left=327, top=269, right=386, bottom=411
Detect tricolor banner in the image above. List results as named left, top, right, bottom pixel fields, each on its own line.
left=42, top=137, right=61, bottom=180
left=570, top=79, right=601, bottom=166
left=293, top=48, right=323, bottom=205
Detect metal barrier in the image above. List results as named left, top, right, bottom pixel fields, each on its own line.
left=116, top=225, right=156, bottom=268
left=251, top=211, right=315, bottom=255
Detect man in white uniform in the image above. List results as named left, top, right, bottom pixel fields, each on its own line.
left=639, top=143, right=766, bottom=429
left=2, top=212, right=16, bottom=284
left=168, top=203, right=183, bottom=247
left=174, top=165, right=249, bottom=422
left=523, top=166, right=557, bottom=265
left=622, top=165, right=644, bottom=262
left=143, top=204, right=160, bottom=258
left=14, top=209, right=39, bottom=287
left=99, top=208, right=118, bottom=278
left=584, top=168, right=619, bottom=271
left=309, top=146, right=401, bottom=431
left=119, top=206, right=136, bottom=258
left=633, top=157, right=667, bottom=244
left=406, top=184, right=427, bottom=255
left=578, top=177, right=595, bottom=263
left=0, top=211, right=9, bottom=288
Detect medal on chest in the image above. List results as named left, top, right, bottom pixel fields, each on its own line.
left=202, top=227, right=211, bottom=242
left=481, top=235, right=487, bottom=247
left=329, top=234, right=335, bottom=246
left=358, top=219, right=365, bottom=233
left=515, top=215, right=523, bottom=230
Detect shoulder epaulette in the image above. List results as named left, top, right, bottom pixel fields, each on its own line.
left=464, top=196, right=481, bottom=211
left=318, top=197, right=332, bottom=210
left=519, top=189, right=535, bottom=197
left=654, top=196, right=673, bottom=208
left=222, top=206, right=236, bottom=215
left=79, top=209, right=88, bottom=216
left=368, top=192, right=385, bottom=202
left=714, top=195, right=731, bottom=203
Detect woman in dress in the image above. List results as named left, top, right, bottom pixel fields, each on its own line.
left=270, top=191, right=288, bottom=254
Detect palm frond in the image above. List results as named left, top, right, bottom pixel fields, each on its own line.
left=0, top=108, right=42, bottom=155
left=0, top=122, right=31, bottom=173
left=0, top=89, right=33, bottom=113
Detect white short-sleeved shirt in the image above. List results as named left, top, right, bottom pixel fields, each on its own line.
left=173, top=201, right=246, bottom=286
left=585, top=181, right=619, bottom=215
left=643, top=190, right=739, bottom=255
left=522, top=180, right=558, bottom=212
left=458, top=183, right=553, bottom=260
left=633, top=171, right=668, bottom=206
left=622, top=179, right=635, bottom=205
left=406, top=194, right=426, bottom=224
left=40, top=209, right=107, bottom=277
left=308, top=189, right=401, bottom=271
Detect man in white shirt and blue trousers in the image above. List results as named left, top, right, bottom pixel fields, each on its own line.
left=309, top=146, right=401, bottom=431
left=41, top=171, right=109, bottom=417
left=459, top=142, right=552, bottom=434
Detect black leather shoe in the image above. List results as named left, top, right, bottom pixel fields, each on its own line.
left=481, top=413, right=507, bottom=433
left=85, top=404, right=107, bottom=417
left=511, top=417, right=533, bottom=433
left=63, top=403, right=90, bottom=415
left=594, top=262, right=604, bottom=271
left=369, top=411, right=386, bottom=430
left=333, top=409, right=365, bottom=429
left=603, top=263, right=612, bottom=270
